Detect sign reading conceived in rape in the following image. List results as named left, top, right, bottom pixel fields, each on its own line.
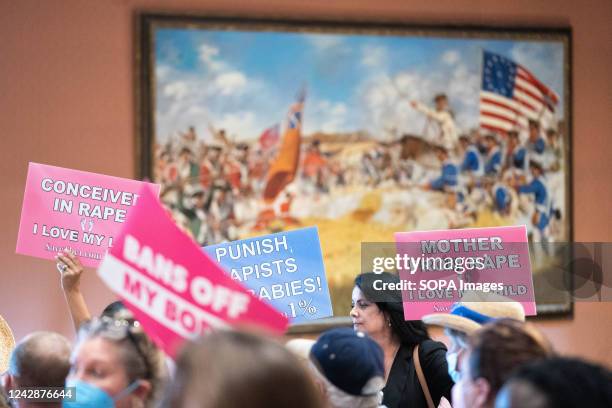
left=16, top=162, right=160, bottom=267
left=204, top=227, right=333, bottom=323
left=97, top=185, right=288, bottom=357
left=394, top=225, right=536, bottom=320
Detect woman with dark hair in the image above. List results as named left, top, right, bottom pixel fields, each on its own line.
left=352, top=272, right=454, bottom=408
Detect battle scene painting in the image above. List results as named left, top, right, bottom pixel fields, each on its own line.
left=139, top=16, right=572, bottom=320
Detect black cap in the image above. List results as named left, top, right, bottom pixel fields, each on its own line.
left=310, top=328, right=385, bottom=396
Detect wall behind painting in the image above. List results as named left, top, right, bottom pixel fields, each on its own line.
left=1, top=0, right=611, bottom=365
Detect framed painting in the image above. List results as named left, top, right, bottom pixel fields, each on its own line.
left=136, top=13, right=573, bottom=329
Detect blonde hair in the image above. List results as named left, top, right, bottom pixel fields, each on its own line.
left=76, top=317, right=165, bottom=406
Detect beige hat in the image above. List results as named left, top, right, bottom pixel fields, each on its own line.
left=422, top=292, right=526, bottom=335
left=0, top=314, right=15, bottom=373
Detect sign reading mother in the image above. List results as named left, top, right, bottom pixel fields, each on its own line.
left=16, top=162, right=160, bottom=267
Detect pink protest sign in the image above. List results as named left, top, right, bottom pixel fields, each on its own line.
left=97, top=185, right=289, bottom=358
left=395, top=225, right=536, bottom=320
left=16, top=162, right=160, bottom=267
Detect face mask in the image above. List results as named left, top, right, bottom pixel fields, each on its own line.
left=63, top=379, right=141, bottom=408
left=446, top=351, right=461, bottom=383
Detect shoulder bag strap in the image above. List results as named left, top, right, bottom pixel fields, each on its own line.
left=413, top=344, right=435, bottom=408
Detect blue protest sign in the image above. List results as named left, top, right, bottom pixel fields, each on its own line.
left=204, top=226, right=333, bottom=323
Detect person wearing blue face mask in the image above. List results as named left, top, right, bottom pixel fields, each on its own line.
left=63, top=317, right=162, bottom=408
left=422, top=293, right=526, bottom=408
left=452, top=319, right=553, bottom=408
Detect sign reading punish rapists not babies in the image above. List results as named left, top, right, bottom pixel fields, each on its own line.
left=204, top=227, right=333, bottom=323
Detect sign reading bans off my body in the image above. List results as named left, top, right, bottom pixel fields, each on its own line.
left=97, top=185, right=288, bottom=358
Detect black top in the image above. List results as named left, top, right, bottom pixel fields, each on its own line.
left=382, top=340, right=454, bottom=408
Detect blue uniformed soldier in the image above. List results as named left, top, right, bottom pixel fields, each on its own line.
left=459, top=134, right=484, bottom=177
left=483, top=133, right=503, bottom=176
left=427, top=144, right=464, bottom=207
left=504, top=130, right=528, bottom=173
left=527, top=119, right=546, bottom=155
left=515, top=159, right=551, bottom=235
left=492, top=182, right=512, bottom=216
left=480, top=175, right=515, bottom=217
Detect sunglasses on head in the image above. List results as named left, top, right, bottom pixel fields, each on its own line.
left=84, top=316, right=152, bottom=379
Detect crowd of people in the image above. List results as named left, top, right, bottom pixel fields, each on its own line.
left=0, top=255, right=609, bottom=408
left=1, top=90, right=576, bottom=408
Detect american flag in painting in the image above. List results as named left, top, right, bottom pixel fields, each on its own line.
left=480, top=50, right=559, bottom=134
